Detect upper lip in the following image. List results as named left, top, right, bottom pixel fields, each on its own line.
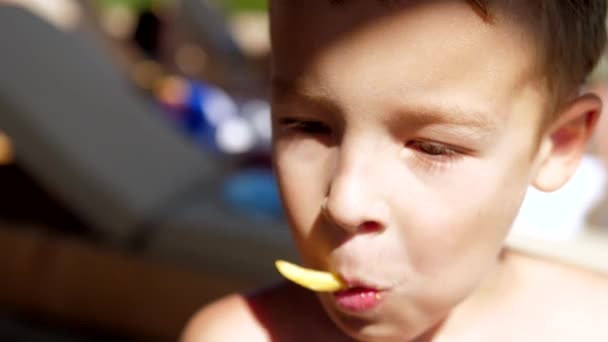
left=339, top=274, right=388, bottom=291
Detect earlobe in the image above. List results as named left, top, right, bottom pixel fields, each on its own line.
left=532, top=93, right=601, bottom=192
left=531, top=137, right=558, bottom=191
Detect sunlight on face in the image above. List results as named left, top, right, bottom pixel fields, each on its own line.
left=271, top=1, right=547, bottom=340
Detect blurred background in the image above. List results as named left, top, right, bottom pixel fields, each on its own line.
left=0, top=1, right=607, bottom=341
left=0, top=0, right=296, bottom=341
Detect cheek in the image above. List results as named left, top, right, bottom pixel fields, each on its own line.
left=383, top=160, right=530, bottom=315
left=273, top=141, right=333, bottom=235
left=400, top=155, right=531, bottom=278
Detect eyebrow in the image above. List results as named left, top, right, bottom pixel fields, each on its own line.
left=272, top=78, right=341, bottom=114
left=329, top=0, right=490, bottom=15
left=388, top=103, right=499, bottom=134
left=272, top=78, right=498, bottom=135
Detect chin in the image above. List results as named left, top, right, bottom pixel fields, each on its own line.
left=342, top=321, right=438, bottom=342
left=319, top=295, right=433, bottom=342
left=339, top=323, right=424, bottom=342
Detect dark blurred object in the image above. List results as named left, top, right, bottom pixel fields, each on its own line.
left=0, top=312, right=133, bottom=342
left=133, top=9, right=162, bottom=58
left=0, top=5, right=217, bottom=241
left=0, top=165, right=87, bottom=236
left=0, top=226, right=252, bottom=341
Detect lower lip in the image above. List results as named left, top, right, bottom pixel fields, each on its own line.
left=333, top=287, right=383, bottom=312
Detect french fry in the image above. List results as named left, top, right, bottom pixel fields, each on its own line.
left=275, top=260, right=347, bottom=292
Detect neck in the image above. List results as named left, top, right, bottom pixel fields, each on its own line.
left=419, top=249, right=516, bottom=341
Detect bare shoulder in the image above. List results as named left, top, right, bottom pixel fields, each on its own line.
left=181, top=293, right=269, bottom=342
left=513, top=251, right=608, bottom=303
left=505, top=251, right=608, bottom=340
left=181, top=282, right=351, bottom=342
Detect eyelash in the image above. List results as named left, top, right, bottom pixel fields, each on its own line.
left=277, top=118, right=464, bottom=169
left=407, top=140, right=456, bottom=156
left=406, top=140, right=463, bottom=169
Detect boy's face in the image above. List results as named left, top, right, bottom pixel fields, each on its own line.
left=271, top=1, right=547, bottom=340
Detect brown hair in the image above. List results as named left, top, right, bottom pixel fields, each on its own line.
left=329, top=0, right=607, bottom=115
left=470, top=0, right=607, bottom=114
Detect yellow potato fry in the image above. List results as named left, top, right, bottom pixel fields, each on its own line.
left=275, top=260, right=347, bottom=292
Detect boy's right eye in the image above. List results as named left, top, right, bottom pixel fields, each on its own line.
left=278, top=118, right=331, bottom=135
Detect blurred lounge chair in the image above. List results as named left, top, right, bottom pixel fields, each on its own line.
left=0, top=5, right=295, bottom=284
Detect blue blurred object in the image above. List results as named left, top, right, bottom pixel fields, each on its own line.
left=156, top=79, right=241, bottom=152
left=223, top=168, right=284, bottom=220
left=154, top=76, right=272, bottom=157
left=183, top=81, right=216, bottom=148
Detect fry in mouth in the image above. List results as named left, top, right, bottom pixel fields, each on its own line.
left=275, top=260, right=347, bottom=292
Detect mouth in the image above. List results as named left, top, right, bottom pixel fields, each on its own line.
left=274, top=260, right=389, bottom=312
left=332, top=278, right=387, bottom=313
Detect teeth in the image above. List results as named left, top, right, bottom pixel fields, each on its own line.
left=360, top=292, right=377, bottom=298
left=275, top=260, right=347, bottom=292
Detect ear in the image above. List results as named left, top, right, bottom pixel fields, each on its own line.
left=532, top=93, right=601, bottom=192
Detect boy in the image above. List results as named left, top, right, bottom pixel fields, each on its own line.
left=183, top=0, right=608, bottom=341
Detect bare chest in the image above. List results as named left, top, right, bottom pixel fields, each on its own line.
left=441, top=285, right=608, bottom=342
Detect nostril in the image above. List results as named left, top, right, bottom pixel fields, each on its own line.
left=359, top=221, right=382, bottom=234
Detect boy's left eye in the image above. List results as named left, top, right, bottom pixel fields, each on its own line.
left=407, top=141, right=456, bottom=157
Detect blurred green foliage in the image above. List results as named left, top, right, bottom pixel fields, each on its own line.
left=94, top=0, right=166, bottom=11
left=222, top=0, right=268, bottom=13
left=95, top=0, right=267, bottom=14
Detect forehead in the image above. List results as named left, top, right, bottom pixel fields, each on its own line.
left=270, top=0, right=546, bottom=125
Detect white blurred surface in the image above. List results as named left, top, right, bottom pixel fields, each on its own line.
left=508, top=155, right=608, bottom=273
left=511, top=155, right=607, bottom=240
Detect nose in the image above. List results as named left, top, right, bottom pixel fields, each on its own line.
left=322, top=159, right=390, bottom=235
